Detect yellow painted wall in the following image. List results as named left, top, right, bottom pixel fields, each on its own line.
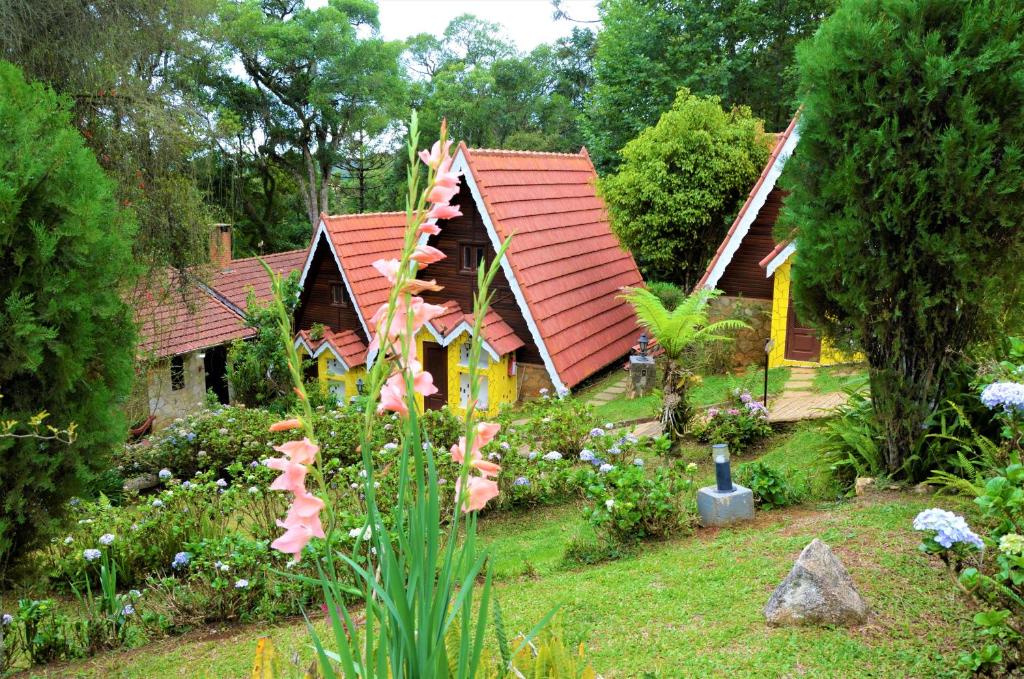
left=768, top=257, right=849, bottom=369
left=443, top=333, right=517, bottom=418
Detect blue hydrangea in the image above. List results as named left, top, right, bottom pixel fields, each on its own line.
left=172, top=551, right=191, bottom=570
left=83, top=549, right=101, bottom=562
left=633, top=458, right=644, bottom=467
left=579, top=449, right=596, bottom=462
left=589, top=428, right=605, bottom=438
left=913, top=508, right=984, bottom=550
left=528, top=451, right=539, bottom=461
left=543, top=451, right=562, bottom=461
left=981, top=382, right=1024, bottom=413
left=234, top=579, right=249, bottom=589
left=608, top=446, right=622, bottom=456
left=1, top=613, right=12, bottom=626
left=121, top=604, right=135, bottom=616
left=599, top=463, right=614, bottom=473
left=158, top=469, right=172, bottom=480
left=513, top=476, right=530, bottom=486
left=98, top=533, right=115, bottom=546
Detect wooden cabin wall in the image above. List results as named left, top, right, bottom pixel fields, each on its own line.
left=420, top=184, right=543, bottom=365
left=295, top=239, right=365, bottom=339
left=716, top=186, right=788, bottom=300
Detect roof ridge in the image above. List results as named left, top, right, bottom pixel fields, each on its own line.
left=225, top=248, right=307, bottom=265
left=467, top=147, right=586, bottom=158
left=323, top=211, right=407, bottom=219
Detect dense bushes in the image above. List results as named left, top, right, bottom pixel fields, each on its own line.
left=736, top=461, right=803, bottom=509
left=692, top=389, right=772, bottom=450
left=0, top=62, right=137, bottom=579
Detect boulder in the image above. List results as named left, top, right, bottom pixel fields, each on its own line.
left=764, top=539, right=869, bottom=627
left=123, top=473, right=158, bottom=493
left=854, top=476, right=875, bottom=496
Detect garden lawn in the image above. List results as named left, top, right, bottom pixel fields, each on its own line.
left=812, top=365, right=867, bottom=394
left=585, top=365, right=791, bottom=424
left=20, top=427, right=974, bottom=678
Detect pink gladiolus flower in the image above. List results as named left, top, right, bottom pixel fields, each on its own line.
left=269, top=418, right=302, bottom=432
left=471, top=459, right=501, bottom=478
left=456, top=475, right=500, bottom=513
left=273, top=438, right=319, bottom=465
left=450, top=421, right=501, bottom=463
left=408, top=360, right=438, bottom=397
left=266, top=457, right=307, bottom=493
left=411, top=245, right=446, bottom=265
left=418, top=138, right=453, bottom=169
left=418, top=221, right=441, bottom=236
left=427, top=204, right=462, bottom=221
left=271, top=515, right=325, bottom=560
left=435, top=168, right=460, bottom=188
left=378, top=372, right=410, bottom=416
left=372, top=259, right=402, bottom=285
left=427, top=183, right=458, bottom=205
left=287, top=490, right=325, bottom=519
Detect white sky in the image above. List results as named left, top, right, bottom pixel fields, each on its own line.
left=309, top=0, right=601, bottom=51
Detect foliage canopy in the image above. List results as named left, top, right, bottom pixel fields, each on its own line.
left=0, top=62, right=137, bottom=578
left=600, top=90, right=770, bottom=288
left=783, top=0, right=1024, bottom=474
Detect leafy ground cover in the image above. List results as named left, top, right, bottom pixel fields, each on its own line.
left=19, top=425, right=975, bottom=678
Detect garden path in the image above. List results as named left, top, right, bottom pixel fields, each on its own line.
left=585, top=371, right=630, bottom=406
left=767, top=367, right=846, bottom=422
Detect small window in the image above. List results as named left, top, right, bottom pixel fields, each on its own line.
left=329, top=283, right=345, bottom=306
left=460, top=243, right=487, bottom=273
left=170, top=356, right=185, bottom=391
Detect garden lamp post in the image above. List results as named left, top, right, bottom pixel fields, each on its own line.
left=639, top=332, right=649, bottom=356
left=713, top=443, right=733, bottom=492
left=356, top=377, right=365, bottom=395
left=763, top=338, right=774, bottom=407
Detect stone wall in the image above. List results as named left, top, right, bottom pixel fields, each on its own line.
left=708, top=296, right=773, bottom=368
left=147, top=351, right=207, bottom=429
left=517, top=361, right=556, bottom=400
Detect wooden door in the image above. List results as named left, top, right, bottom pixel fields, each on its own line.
left=423, top=344, right=448, bottom=410
left=784, top=292, right=821, bottom=362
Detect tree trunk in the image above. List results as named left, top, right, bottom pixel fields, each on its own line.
left=661, top=358, right=694, bottom=445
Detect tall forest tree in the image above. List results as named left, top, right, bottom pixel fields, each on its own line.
left=1, top=0, right=222, bottom=275
left=583, top=0, right=834, bottom=172
left=782, top=0, right=1024, bottom=476
left=217, top=0, right=407, bottom=232
left=600, top=90, right=770, bottom=287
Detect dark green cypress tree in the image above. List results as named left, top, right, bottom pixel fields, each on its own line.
left=0, top=61, right=137, bottom=577
left=781, top=0, right=1024, bottom=475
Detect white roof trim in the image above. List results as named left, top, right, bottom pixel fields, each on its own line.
left=764, top=241, right=797, bottom=278
left=703, top=127, right=801, bottom=290
left=451, top=149, right=568, bottom=394
left=434, top=319, right=501, bottom=362
left=293, top=334, right=350, bottom=369
left=298, top=221, right=372, bottom=342
left=293, top=335, right=316, bottom=356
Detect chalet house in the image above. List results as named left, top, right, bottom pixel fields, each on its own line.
left=135, top=225, right=305, bottom=428
left=697, top=115, right=849, bottom=368
left=294, top=145, right=645, bottom=415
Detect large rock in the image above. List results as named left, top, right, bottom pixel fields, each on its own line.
left=764, top=539, right=869, bottom=627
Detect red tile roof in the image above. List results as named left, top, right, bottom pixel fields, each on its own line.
left=211, top=250, right=309, bottom=309
left=695, top=113, right=800, bottom=291
left=320, top=212, right=408, bottom=323
left=135, top=250, right=307, bottom=359
left=759, top=239, right=794, bottom=270
left=458, top=145, right=644, bottom=388
left=295, top=327, right=368, bottom=368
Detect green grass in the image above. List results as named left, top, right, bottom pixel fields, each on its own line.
left=690, top=365, right=790, bottom=407
left=812, top=365, right=868, bottom=394
left=583, top=365, right=791, bottom=425
left=24, top=428, right=974, bottom=678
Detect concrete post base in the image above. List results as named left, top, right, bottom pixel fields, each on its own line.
left=697, top=484, right=754, bottom=527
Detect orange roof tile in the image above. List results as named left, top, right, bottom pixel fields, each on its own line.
left=320, top=212, right=407, bottom=323
left=135, top=250, right=307, bottom=359
left=458, top=145, right=644, bottom=388
left=295, top=327, right=368, bottom=368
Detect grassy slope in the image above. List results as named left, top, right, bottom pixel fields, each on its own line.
left=23, top=427, right=973, bottom=679
left=812, top=365, right=868, bottom=394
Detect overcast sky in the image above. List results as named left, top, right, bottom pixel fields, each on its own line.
left=309, top=0, right=601, bottom=50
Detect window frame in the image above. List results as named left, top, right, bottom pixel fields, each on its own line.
left=459, top=242, right=488, bottom=274
left=170, top=355, right=185, bottom=391
left=329, top=282, right=346, bottom=307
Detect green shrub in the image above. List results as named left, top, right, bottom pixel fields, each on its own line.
left=735, top=461, right=803, bottom=509
left=646, top=281, right=685, bottom=311
left=0, top=61, right=137, bottom=579
left=692, top=389, right=772, bottom=451
left=582, top=463, right=695, bottom=543
left=501, top=396, right=598, bottom=460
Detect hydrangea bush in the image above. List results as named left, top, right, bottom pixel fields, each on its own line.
left=582, top=461, right=696, bottom=544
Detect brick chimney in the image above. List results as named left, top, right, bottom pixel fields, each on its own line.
left=210, top=223, right=232, bottom=269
